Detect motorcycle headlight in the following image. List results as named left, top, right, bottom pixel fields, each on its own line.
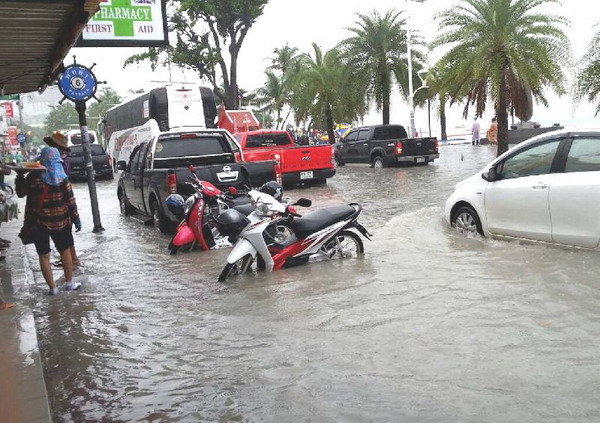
left=184, top=196, right=195, bottom=215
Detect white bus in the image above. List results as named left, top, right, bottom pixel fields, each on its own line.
left=102, top=84, right=217, bottom=168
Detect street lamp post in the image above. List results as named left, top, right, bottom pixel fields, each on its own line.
left=405, top=0, right=427, bottom=138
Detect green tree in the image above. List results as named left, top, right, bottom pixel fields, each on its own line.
left=88, top=87, right=122, bottom=141
left=340, top=9, right=426, bottom=125
left=575, top=25, right=600, bottom=116
left=292, top=44, right=355, bottom=143
left=254, top=72, right=289, bottom=129
left=44, top=103, right=78, bottom=133
left=267, top=44, right=301, bottom=75
left=432, top=0, right=571, bottom=156
left=125, top=0, right=268, bottom=109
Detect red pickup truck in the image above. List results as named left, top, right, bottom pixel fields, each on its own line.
left=233, top=130, right=336, bottom=186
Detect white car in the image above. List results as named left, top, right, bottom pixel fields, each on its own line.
left=445, top=127, right=600, bottom=249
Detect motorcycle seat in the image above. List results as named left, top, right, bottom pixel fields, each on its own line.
left=291, top=205, right=356, bottom=239
left=232, top=203, right=254, bottom=216
left=226, top=196, right=251, bottom=207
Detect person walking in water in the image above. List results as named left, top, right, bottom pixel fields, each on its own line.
left=471, top=118, right=481, bottom=146
left=43, top=131, right=80, bottom=267
left=16, top=147, right=82, bottom=295
left=487, top=117, right=498, bottom=145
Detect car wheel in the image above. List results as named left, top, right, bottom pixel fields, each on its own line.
left=118, top=192, right=133, bottom=217
left=451, top=206, right=483, bottom=235
left=371, top=156, right=385, bottom=169
left=150, top=199, right=170, bottom=234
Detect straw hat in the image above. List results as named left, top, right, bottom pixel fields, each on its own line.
left=43, top=131, right=68, bottom=151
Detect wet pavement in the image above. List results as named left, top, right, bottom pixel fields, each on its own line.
left=14, top=144, right=600, bottom=421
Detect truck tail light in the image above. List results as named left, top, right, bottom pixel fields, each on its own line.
left=167, top=170, right=177, bottom=194
left=108, top=155, right=112, bottom=167
left=434, top=139, right=439, bottom=152
left=331, top=146, right=336, bottom=167
left=396, top=141, right=403, bottom=155
left=273, top=154, right=282, bottom=185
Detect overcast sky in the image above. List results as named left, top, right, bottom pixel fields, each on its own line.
left=71, top=0, right=599, bottom=135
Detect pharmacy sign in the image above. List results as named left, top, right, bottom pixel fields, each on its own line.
left=78, top=0, right=167, bottom=47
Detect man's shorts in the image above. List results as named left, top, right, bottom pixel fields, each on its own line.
left=34, top=227, right=74, bottom=256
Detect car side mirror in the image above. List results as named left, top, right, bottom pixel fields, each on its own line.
left=117, top=161, right=127, bottom=171
left=294, top=198, right=312, bottom=207
left=482, top=166, right=498, bottom=182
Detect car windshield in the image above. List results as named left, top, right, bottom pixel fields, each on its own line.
left=69, top=133, right=96, bottom=144
left=373, top=126, right=408, bottom=140
left=68, top=145, right=105, bottom=156
left=154, top=135, right=229, bottom=159
left=245, top=133, right=290, bottom=148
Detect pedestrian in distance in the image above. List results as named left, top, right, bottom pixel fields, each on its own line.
left=43, top=132, right=80, bottom=267
left=16, top=147, right=82, bottom=295
left=487, top=117, right=498, bottom=145
left=471, top=117, right=481, bottom=146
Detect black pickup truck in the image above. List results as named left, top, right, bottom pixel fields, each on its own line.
left=335, top=124, right=439, bottom=168
left=116, top=129, right=277, bottom=232
left=68, top=144, right=114, bottom=181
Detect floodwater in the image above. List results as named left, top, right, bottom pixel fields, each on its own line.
left=23, top=144, right=600, bottom=422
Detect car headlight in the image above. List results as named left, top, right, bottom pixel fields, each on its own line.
left=184, top=196, right=195, bottom=215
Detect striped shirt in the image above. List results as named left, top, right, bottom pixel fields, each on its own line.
left=16, top=173, right=79, bottom=232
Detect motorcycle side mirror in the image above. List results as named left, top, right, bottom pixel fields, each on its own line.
left=294, top=198, right=312, bottom=207
left=228, top=187, right=238, bottom=195
left=187, top=161, right=196, bottom=173
left=482, top=166, right=498, bottom=182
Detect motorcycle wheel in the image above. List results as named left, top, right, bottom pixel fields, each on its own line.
left=218, top=254, right=253, bottom=282
left=320, top=230, right=364, bottom=259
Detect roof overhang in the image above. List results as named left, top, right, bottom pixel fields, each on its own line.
left=0, top=0, right=101, bottom=95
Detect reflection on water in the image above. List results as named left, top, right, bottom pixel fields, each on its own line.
left=30, top=145, right=600, bottom=421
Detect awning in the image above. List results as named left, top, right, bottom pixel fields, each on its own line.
left=0, top=0, right=101, bottom=95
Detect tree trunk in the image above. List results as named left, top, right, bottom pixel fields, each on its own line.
left=276, top=108, right=282, bottom=130
left=496, top=71, right=509, bottom=157
left=439, top=95, right=448, bottom=141
left=226, top=48, right=240, bottom=109
left=325, top=103, right=335, bottom=144
left=282, top=108, right=292, bottom=130
left=383, top=100, right=390, bottom=125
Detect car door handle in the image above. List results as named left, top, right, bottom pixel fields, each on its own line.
left=532, top=183, right=548, bottom=190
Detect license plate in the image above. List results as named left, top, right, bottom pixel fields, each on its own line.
left=300, top=171, right=314, bottom=179
left=415, top=157, right=426, bottom=163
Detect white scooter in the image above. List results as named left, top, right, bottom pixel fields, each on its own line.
left=215, top=190, right=371, bottom=281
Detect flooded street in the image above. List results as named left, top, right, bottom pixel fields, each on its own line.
left=25, top=144, right=600, bottom=422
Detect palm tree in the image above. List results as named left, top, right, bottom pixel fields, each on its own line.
left=340, top=9, right=426, bottom=125
left=268, top=44, right=301, bottom=75
left=292, top=44, right=354, bottom=143
left=575, top=25, right=600, bottom=116
left=254, top=72, right=288, bottom=129
left=432, top=0, right=571, bottom=156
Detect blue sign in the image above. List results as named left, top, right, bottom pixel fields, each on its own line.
left=17, top=133, right=26, bottom=144
left=58, top=64, right=97, bottom=102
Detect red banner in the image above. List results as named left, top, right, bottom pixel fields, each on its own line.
left=7, top=126, right=18, bottom=145
left=3, top=102, right=14, bottom=118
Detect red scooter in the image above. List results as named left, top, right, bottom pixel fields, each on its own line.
left=166, top=165, right=252, bottom=254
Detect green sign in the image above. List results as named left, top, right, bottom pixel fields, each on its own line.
left=0, top=94, right=19, bottom=101
left=92, top=0, right=152, bottom=37
left=78, top=0, right=167, bottom=47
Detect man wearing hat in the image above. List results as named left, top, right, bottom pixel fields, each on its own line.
left=43, top=131, right=80, bottom=267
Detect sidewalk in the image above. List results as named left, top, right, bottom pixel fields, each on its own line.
left=0, top=191, right=51, bottom=423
